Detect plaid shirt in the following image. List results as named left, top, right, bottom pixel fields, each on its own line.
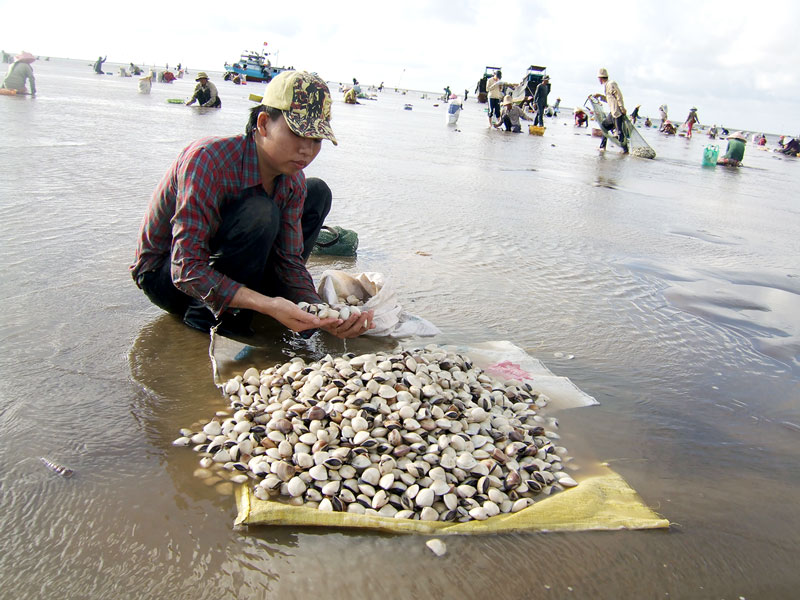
left=131, top=134, right=320, bottom=317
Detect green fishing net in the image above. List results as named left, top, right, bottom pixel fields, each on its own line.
left=311, top=226, right=359, bottom=256
left=586, top=96, right=656, bottom=159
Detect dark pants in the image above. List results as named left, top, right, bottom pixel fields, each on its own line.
left=137, top=177, right=332, bottom=332
left=488, top=97, right=501, bottom=121
left=534, top=101, right=545, bottom=126
left=599, top=115, right=628, bottom=151
left=502, top=116, right=521, bottom=133
left=195, top=88, right=222, bottom=107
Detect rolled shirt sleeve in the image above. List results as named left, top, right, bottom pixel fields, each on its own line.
left=169, top=148, right=242, bottom=317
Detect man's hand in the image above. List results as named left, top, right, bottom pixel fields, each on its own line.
left=264, top=296, right=340, bottom=332
left=229, top=287, right=374, bottom=337
left=230, top=288, right=337, bottom=332
left=321, top=309, right=375, bottom=339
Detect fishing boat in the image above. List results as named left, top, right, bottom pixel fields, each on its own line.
left=511, top=65, right=548, bottom=102
left=223, top=49, right=287, bottom=83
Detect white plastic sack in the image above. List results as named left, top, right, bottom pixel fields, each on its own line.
left=138, top=76, right=152, bottom=94
left=446, top=101, right=461, bottom=125
left=436, top=340, right=598, bottom=410
left=317, top=270, right=440, bottom=338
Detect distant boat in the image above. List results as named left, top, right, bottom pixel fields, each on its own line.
left=224, top=49, right=287, bottom=83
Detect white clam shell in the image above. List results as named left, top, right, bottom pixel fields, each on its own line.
left=287, top=477, right=307, bottom=497
left=203, top=421, right=222, bottom=436
left=360, top=467, right=381, bottom=486
left=426, top=538, right=447, bottom=556
left=415, top=488, right=435, bottom=507
left=420, top=506, right=439, bottom=521
left=351, top=416, right=369, bottom=432
left=555, top=475, right=578, bottom=487
left=309, top=464, right=328, bottom=481
left=468, top=506, right=488, bottom=520
left=379, top=473, right=395, bottom=490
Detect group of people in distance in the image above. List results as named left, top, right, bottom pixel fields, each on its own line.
left=483, top=69, right=555, bottom=133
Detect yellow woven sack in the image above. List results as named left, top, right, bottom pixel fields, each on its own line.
left=210, top=338, right=668, bottom=534
left=235, top=467, right=668, bottom=533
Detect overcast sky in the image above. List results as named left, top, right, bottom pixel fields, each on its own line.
left=2, top=0, right=797, bottom=134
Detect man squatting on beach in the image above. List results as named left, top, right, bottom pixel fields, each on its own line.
left=131, top=71, right=374, bottom=339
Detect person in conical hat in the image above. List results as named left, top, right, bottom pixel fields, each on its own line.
left=132, top=70, right=375, bottom=340
left=684, top=107, right=700, bottom=138
left=719, top=131, right=747, bottom=166
left=1, top=51, right=36, bottom=95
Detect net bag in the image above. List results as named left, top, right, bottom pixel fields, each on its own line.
left=311, top=226, right=359, bottom=256
left=586, top=96, right=656, bottom=159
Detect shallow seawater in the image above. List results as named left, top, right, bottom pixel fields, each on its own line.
left=1, top=58, right=799, bottom=599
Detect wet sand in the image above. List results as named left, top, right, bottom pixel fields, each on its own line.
left=1, top=58, right=799, bottom=599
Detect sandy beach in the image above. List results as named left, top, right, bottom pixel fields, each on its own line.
left=1, top=57, right=799, bottom=599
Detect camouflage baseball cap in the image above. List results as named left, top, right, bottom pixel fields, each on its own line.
left=261, top=70, right=338, bottom=146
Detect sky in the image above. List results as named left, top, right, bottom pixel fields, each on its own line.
left=2, top=0, right=798, bottom=134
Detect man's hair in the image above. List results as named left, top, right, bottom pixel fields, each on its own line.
left=246, top=105, right=283, bottom=136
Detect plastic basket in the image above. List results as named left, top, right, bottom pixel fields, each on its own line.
left=702, top=144, right=720, bottom=167
left=529, top=125, right=546, bottom=136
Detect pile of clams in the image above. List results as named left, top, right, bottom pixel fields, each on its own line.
left=174, top=345, right=578, bottom=522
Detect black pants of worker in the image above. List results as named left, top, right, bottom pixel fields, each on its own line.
left=502, top=116, right=521, bottom=133
left=488, top=97, right=501, bottom=122
left=195, top=89, right=222, bottom=107
left=136, top=177, right=332, bottom=334
left=534, top=101, right=545, bottom=127
left=599, top=115, right=628, bottom=152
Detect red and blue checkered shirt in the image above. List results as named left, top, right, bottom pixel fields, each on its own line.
left=131, top=134, right=320, bottom=317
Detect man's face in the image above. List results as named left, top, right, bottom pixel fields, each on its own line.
left=198, top=78, right=208, bottom=85
left=255, top=112, right=322, bottom=176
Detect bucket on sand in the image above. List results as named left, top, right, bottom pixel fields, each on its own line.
left=529, top=125, right=545, bottom=136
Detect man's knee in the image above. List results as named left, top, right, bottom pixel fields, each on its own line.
left=305, top=178, right=332, bottom=217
